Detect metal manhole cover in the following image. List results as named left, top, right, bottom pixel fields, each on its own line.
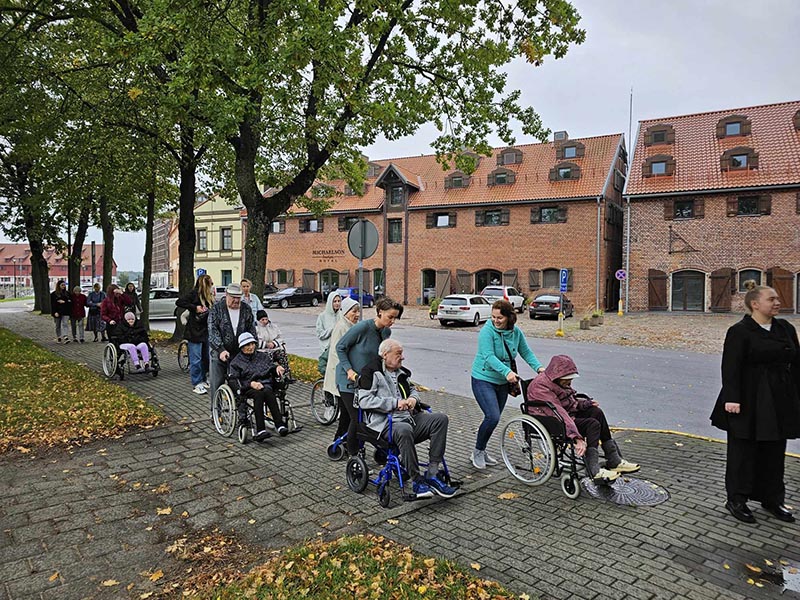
left=581, top=477, right=669, bottom=506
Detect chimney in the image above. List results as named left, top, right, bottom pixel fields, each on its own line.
left=553, top=131, right=569, bottom=142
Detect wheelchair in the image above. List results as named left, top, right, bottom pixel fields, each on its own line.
left=177, top=339, right=190, bottom=373
left=102, top=340, right=160, bottom=380
left=344, top=407, right=459, bottom=508
left=499, top=381, right=584, bottom=499
left=212, top=376, right=302, bottom=442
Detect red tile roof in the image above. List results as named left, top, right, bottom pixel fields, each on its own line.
left=0, top=243, right=114, bottom=266
left=626, top=100, right=800, bottom=196
left=286, top=134, right=623, bottom=215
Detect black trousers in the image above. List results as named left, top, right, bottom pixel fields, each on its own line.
left=334, top=391, right=359, bottom=456
left=573, top=405, right=612, bottom=448
left=242, top=387, right=284, bottom=432
left=726, top=435, right=786, bottom=505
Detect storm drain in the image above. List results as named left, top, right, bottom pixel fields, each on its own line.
left=580, top=477, right=669, bottom=506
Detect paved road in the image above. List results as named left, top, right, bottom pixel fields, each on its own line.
left=150, top=310, right=800, bottom=453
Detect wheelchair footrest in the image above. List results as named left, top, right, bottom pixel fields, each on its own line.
left=288, top=425, right=303, bottom=434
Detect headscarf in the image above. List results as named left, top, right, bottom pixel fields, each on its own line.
left=315, top=291, right=342, bottom=351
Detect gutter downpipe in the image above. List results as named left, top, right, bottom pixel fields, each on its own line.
left=625, top=195, right=631, bottom=313
left=596, top=196, right=602, bottom=310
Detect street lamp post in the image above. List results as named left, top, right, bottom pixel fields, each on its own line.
left=11, top=258, right=20, bottom=298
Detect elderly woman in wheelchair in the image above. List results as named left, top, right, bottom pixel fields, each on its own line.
left=102, top=311, right=160, bottom=379
left=501, top=354, right=640, bottom=498
left=344, top=339, right=458, bottom=506
left=221, top=332, right=288, bottom=443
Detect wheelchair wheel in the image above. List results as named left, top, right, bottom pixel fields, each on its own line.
left=310, top=379, right=339, bottom=425
left=238, top=423, right=248, bottom=444
left=377, top=482, right=391, bottom=508
left=102, top=344, right=118, bottom=379
left=346, top=456, right=369, bottom=493
left=327, top=442, right=346, bottom=461
left=561, top=473, right=581, bottom=499
left=500, top=416, right=556, bottom=486
left=177, top=340, right=189, bottom=373
left=212, top=385, right=237, bottom=437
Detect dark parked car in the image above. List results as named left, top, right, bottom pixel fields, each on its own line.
left=263, top=287, right=323, bottom=308
left=334, top=287, right=374, bottom=307
left=528, top=294, right=574, bottom=319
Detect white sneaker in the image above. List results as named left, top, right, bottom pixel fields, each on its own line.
left=482, top=450, right=498, bottom=466
left=193, top=383, right=208, bottom=395
left=593, top=468, right=620, bottom=483
left=609, top=459, right=640, bottom=474
left=471, top=449, right=486, bottom=470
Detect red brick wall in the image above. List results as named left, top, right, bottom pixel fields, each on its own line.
left=627, top=190, right=800, bottom=312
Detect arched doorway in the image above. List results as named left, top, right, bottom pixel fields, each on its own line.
left=319, top=269, right=340, bottom=298
left=671, top=270, right=705, bottom=311
left=475, top=269, right=502, bottom=293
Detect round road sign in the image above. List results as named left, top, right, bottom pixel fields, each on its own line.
left=347, top=219, right=379, bottom=260
left=615, top=269, right=627, bottom=281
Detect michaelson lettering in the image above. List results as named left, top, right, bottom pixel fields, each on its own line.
left=312, top=249, right=347, bottom=256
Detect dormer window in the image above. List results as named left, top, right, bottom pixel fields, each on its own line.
left=794, top=110, right=800, bottom=131
left=496, top=148, right=523, bottom=166
left=389, top=186, right=404, bottom=206
left=716, top=114, right=751, bottom=138
left=644, top=124, right=675, bottom=146
left=444, top=171, right=471, bottom=189
left=721, top=147, right=758, bottom=171
left=367, top=163, right=383, bottom=178
left=487, top=168, right=516, bottom=186
left=556, top=140, right=585, bottom=160
left=549, top=162, right=581, bottom=181
left=642, top=155, right=675, bottom=177
left=563, top=146, right=577, bottom=159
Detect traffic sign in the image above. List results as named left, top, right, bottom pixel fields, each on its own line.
left=615, top=269, right=627, bottom=281
left=559, top=268, right=569, bottom=293
left=196, top=268, right=206, bottom=277
left=347, top=219, right=379, bottom=260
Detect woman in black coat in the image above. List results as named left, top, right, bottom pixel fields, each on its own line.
left=50, top=280, right=72, bottom=344
left=711, top=281, right=800, bottom=524
left=176, top=274, right=214, bottom=394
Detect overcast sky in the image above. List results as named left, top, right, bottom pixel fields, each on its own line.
left=6, top=0, right=799, bottom=270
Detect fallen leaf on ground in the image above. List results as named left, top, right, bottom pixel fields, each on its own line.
left=470, top=563, right=481, bottom=571
left=48, top=572, right=59, bottom=581
left=497, top=492, right=520, bottom=500
left=139, top=593, right=153, bottom=599
left=423, top=558, right=436, bottom=567
left=101, top=579, right=120, bottom=587
left=386, top=519, right=399, bottom=525
left=149, top=569, right=164, bottom=582
left=156, top=507, right=172, bottom=515
left=745, top=563, right=762, bottom=574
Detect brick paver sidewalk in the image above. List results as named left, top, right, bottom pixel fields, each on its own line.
left=1, top=309, right=798, bottom=600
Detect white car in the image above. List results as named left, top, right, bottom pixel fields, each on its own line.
left=148, top=288, right=181, bottom=319
left=437, top=294, right=493, bottom=326
left=479, top=285, right=525, bottom=313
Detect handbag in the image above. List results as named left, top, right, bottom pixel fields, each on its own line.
left=501, top=336, right=522, bottom=397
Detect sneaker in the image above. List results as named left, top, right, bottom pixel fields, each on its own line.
left=593, top=468, right=620, bottom=484
left=204, top=380, right=210, bottom=387
left=277, top=426, right=288, bottom=437
left=80, top=339, right=85, bottom=343
left=254, top=430, right=271, bottom=442
left=609, top=459, right=640, bottom=474
left=193, top=383, right=208, bottom=395
left=57, top=337, right=62, bottom=344
left=471, top=449, right=486, bottom=470
left=482, top=450, right=498, bottom=466
left=73, top=338, right=78, bottom=343
left=412, top=479, right=434, bottom=499
left=64, top=338, right=71, bottom=344
left=425, top=475, right=457, bottom=498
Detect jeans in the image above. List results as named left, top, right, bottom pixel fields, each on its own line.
left=472, top=376, right=509, bottom=452
left=188, top=341, right=209, bottom=386
left=70, top=317, right=84, bottom=341
left=53, top=315, right=70, bottom=339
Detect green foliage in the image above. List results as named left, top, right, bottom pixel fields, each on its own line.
left=287, top=354, right=322, bottom=383
left=0, top=327, right=164, bottom=453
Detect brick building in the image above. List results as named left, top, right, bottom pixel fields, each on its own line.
left=151, top=218, right=172, bottom=288
left=624, top=100, right=800, bottom=313
left=261, top=133, right=628, bottom=311
left=0, top=243, right=115, bottom=290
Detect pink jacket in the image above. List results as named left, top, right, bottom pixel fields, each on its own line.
left=525, top=355, right=593, bottom=441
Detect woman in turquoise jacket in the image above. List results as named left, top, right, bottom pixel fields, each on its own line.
left=470, top=299, right=544, bottom=469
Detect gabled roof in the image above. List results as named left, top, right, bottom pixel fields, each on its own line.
left=0, top=243, right=114, bottom=266
left=286, top=134, right=624, bottom=215
left=375, top=163, right=424, bottom=191
left=626, top=100, right=800, bottom=196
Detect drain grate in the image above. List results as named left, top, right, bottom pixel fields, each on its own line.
left=580, top=477, right=669, bottom=506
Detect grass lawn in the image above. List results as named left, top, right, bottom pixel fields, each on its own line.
left=0, top=327, right=164, bottom=453
left=0, top=295, right=33, bottom=303
left=203, top=534, right=526, bottom=600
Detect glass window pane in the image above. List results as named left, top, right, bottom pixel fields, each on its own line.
left=563, top=146, right=576, bottom=158
left=308, top=220, right=318, bottom=232
left=558, top=168, right=571, bottom=179
left=731, top=154, right=748, bottom=168
left=738, top=270, right=761, bottom=292
left=674, top=200, right=694, bottom=218
left=484, top=210, right=501, bottom=226
left=436, top=214, right=449, bottom=227
left=725, top=122, right=741, bottom=136
left=652, top=130, right=666, bottom=143
left=738, top=197, right=759, bottom=215
left=542, top=269, right=559, bottom=288
left=503, top=152, right=516, bottom=165
left=651, top=162, right=666, bottom=175
left=451, top=176, right=462, bottom=188
left=494, top=172, right=507, bottom=185
left=541, top=207, right=558, bottom=223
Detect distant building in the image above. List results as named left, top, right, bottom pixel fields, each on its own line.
left=247, top=133, right=628, bottom=310
left=151, top=218, right=172, bottom=288
left=0, top=243, right=116, bottom=290
left=625, top=100, right=800, bottom=313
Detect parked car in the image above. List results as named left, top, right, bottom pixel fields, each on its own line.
left=528, top=294, right=574, bottom=319
left=263, top=287, right=323, bottom=308
left=437, top=294, right=493, bottom=326
left=334, top=287, right=374, bottom=307
left=148, top=288, right=181, bottom=319
left=479, top=285, right=525, bottom=313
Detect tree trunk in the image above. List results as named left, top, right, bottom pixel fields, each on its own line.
left=99, top=196, right=115, bottom=289
left=68, top=201, right=90, bottom=292
left=26, top=229, right=50, bottom=314
left=172, top=124, right=198, bottom=341
left=141, top=190, right=155, bottom=329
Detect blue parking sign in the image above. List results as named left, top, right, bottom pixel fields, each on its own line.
left=559, top=268, right=569, bottom=293
left=197, top=268, right=206, bottom=277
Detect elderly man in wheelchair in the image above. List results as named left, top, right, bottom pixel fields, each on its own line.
left=349, top=339, right=458, bottom=501
left=225, top=332, right=289, bottom=442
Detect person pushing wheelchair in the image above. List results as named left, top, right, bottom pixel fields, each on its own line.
left=356, top=339, right=457, bottom=499
left=527, top=355, right=640, bottom=484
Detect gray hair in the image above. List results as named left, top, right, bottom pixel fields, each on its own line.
left=378, top=338, right=402, bottom=357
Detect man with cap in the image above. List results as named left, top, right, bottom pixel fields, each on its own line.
left=526, top=355, right=640, bottom=483
left=207, top=283, right=257, bottom=413
left=229, top=332, right=288, bottom=441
